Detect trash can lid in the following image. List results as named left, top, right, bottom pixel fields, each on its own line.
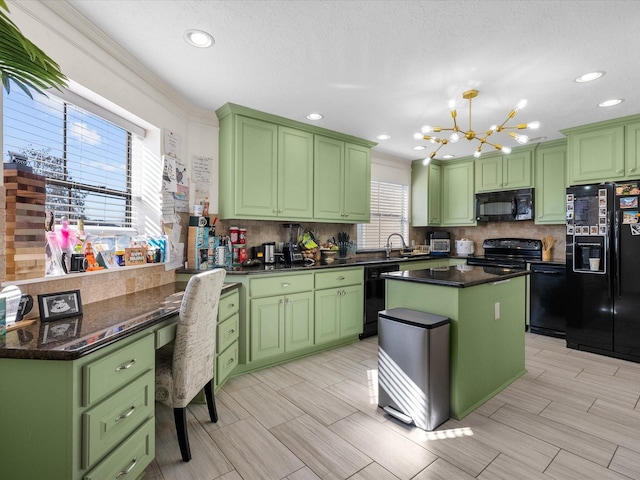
left=378, top=308, right=450, bottom=329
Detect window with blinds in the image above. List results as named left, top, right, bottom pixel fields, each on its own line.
left=3, top=88, right=133, bottom=228
left=357, top=180, right=409, bottom=250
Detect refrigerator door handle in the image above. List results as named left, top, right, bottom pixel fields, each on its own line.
left=614, top=208, right=622, bottom=298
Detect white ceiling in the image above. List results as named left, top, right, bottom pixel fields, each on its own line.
left=65, top=0, right=640, bottom=161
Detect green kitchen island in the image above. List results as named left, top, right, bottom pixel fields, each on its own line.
left=383, top=266, right=529, bottom=419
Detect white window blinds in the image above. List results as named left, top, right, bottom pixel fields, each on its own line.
left=3, top=88, right=133, bottom=228
left=358, top=180, right=409, bottom=250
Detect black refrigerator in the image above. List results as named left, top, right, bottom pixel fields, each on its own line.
left=566, top=182, right=640, bottom=361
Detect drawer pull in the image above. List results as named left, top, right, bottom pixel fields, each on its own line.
left=115, top=359, right=136, bottom=372
left=226, top=357, right=235, bottom=366
left=225, top=329, right=235, bottom=337
left=337, top=276, right=345, bottom=281
left=116, top=457, right=138, bottom=479
left=227, top=303, right=235, bottom=309
left=115, top=405, right=137, bottom=422
left=280, top=283, right=290, bottom=287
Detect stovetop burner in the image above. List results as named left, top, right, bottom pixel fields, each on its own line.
left=467, top=238, right=542, bottom=269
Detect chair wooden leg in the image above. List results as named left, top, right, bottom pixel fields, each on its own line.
left=204, top=379, right=218, bottom=423
left=173, top=407, right=192, bottom=462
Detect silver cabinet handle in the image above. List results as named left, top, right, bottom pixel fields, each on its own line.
left=280, top=283, right=290, bottom=287
left=226, top=357, right=235, bottom=366
left=225, top=329, right=235, bottom=337
left=115, top=359, right=136, bottom=372
left=337, top=276, right=345, bottom=281
left=116, top=458, right=138, bottom=479
left=115, top=405, right=136, bottom=422
left=227, top=303, right=235, bottom=309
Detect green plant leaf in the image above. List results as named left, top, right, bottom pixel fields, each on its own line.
left=0, top=1, right=68, bottom=97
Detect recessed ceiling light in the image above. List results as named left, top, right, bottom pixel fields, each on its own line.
left=306, top=113, right=323, bottom=120
left=413, top=145, right=426, bottom=151
left=598, top=98, right=623, bottom=107
left=376, top=134, right=391, bottom=140
left=575, top=71, right=605, bottom=83
left=184, top=29, right=214, bottom=48
left=442, top=154, right=455, bottom=159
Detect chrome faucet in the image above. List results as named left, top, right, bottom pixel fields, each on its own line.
left=385, top=233, right=408, bottom=258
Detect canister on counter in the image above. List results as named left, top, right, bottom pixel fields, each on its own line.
left=238, top=245, right=247, bottom=264
left=239, top=228, right=246, bottom=244
left=229, top=227, right=239, bottom=244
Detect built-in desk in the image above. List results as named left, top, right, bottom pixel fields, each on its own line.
left=0, top=282, right=239, bottom=480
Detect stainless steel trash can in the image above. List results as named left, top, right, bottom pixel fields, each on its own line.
left=378, top=308, right=450, bottom=431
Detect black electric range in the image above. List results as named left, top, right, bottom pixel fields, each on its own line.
left=466, top=238, right=542, bottom=271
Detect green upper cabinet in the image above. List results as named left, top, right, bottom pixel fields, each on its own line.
left=534, top=140, right=567, bottom=224
left=566, top=124, right=625, bottom=184
left=475, top=150, right=532, bottom=193
left=278, top=126, right=314, bottom=218
left=411, top=159, right=441, bottom=226
left=220, top=116, right=313, bottom=220
left=625, top=121, right=640, bottom=178
left=216, top=103, right=375, bottom=223
left=441, top=159, right=476, bottom=226
left=562, top=115, right=640, bottom=185
left=314, top=136, right=371, bottom=223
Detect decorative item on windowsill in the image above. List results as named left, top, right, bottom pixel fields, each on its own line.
left=541, top=236, right=556, bottom=262
left=413, top=89, right=540, bottom=165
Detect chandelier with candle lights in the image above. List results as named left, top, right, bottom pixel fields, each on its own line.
left=414, top=89, right=540, bottom=165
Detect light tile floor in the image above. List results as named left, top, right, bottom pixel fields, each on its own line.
left=146, top=333, right=640, bottom=479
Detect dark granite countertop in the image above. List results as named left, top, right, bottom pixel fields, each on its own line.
left=0, top=282, right=240, bottom=361
left=382, top=265, right=530, bottom=288
left=178, top=254, right=451, bottom=276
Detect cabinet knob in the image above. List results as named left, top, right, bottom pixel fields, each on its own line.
left=225, top=329, right=235, bottom=337
left=279, top=298, right=285, bottom=305
left=227, top=303, right=235, bottom=309
left=630, top=167, right=637, bottom=173
left=337, top=276, right=345, bottom=281
left=336, top=291, right=342, bottom=296
left=617, top=169, right=623, bottom=174
left=279, top=209, right=283, bottom=213
left=345, top=213, right=349, bottom=217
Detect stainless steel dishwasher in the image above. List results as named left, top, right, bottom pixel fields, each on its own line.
left=529, top=262, right=566, bottom=338
left=362, top=263, right=400, bottom=338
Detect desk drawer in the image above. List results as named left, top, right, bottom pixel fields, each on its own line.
left=216, top=341, right=238, bottom=386
left=83, top=335, right=155, bottom=406
left=219, top=290, right=239, bottom=322
left=83, top=417, right=154, bottom=480
left=217, top=312, right=239, bottom=353
left=155, top=321, right=177, bottom=349
left=315, top=268, right=363, bottom=290
left=250, top=273, right=313, bottom=298
left=82, top=369, right=154, bottom=468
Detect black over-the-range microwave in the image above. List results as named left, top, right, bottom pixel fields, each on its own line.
left=475, top=188, right=534, bottom=222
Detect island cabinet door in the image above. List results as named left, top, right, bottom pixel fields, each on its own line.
left=315, top=288, right=341, bottom=344
left=250, top=296, right=285, bottom=361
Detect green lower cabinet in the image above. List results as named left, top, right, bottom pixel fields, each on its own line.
left=314, top=284, right=364, bottom=344
left=250, top=292, right=313, bottom=362
left=0, top=331, right=160, bottom=480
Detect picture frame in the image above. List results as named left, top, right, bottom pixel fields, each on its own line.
left=124, top=247, right=147, bottom=266
left=38, top=290, right=83, bottom=322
